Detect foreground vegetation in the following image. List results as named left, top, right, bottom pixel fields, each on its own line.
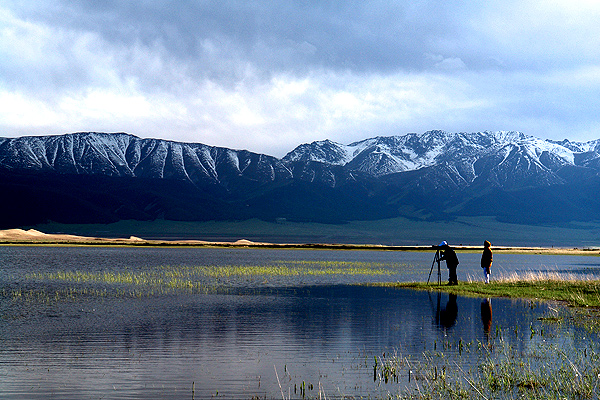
left=372, top=323, right=600, bottom=400
left=366, top=272, right=600, bottom=399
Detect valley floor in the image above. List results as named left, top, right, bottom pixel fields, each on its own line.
left=1, top=224, right=599, bottom=255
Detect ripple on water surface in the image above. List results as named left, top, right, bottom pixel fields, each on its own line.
left=0, top=246, right=599, bottom=399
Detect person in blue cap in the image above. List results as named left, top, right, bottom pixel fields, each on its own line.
left=438, top=241, right=459, bottom=285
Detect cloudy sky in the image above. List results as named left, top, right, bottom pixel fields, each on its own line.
left=1, top=1, right=600, bottom=157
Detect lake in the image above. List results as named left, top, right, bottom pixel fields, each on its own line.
left=0, top=246, right=599, bottom=399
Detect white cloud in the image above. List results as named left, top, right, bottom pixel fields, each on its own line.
left=0, top=91, right=60, bottom=127
left=1, top=1, right=600, bottom=155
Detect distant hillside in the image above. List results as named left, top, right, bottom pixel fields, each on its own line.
left=1, top=130, right=600, bottom=227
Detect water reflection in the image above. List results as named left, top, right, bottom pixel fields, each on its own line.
left=434, top=292, right=458, bottom=331
left=0, top=284, right=569, bottom=399
left=0, top=246, right=598, bottom=399
left=481, top=298, right=493, bottom=342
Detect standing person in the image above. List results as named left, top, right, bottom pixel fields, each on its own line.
left=481, top=240, right=493, bottom=284
left=439, top=241, right=459, bottom=285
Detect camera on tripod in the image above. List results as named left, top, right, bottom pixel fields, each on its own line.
left=428, top=241, right=459, bottom=286
left=427, top=240, right=449, bottom=285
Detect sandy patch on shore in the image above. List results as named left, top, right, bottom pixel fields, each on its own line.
left=0, top=229, right=148, bottom=244
left=0, top=228, right=598, bottom=254
left=0, top=229, right=91, bottom=242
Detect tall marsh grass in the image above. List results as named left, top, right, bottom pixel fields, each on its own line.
left=373, top=322, right=600, bottom=399
left=27, top=261, right=396, bottom=285
left=394, top=269, right=600, bottom=309
left=467, top=269, right=598, bottom=284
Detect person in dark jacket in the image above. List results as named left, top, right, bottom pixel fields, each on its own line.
left=481, top=240, right=493, bottom=284
left=438, top=241, right=459, bottom=285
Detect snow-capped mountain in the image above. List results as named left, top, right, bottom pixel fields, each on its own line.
left=1, top=130, right=600, bottom=227
left=2, top=130, right=599, bottom=187
left=0, top=132, right=292, bottom=187
left=284, top=130, right=600, bottom=186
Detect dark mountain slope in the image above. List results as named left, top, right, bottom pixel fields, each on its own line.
left=1, top=130, right=600, bottom=228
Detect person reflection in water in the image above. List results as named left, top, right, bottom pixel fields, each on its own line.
left=437, top=293, right=458, bottom=330
left=481, top=298, right=492, bottom=342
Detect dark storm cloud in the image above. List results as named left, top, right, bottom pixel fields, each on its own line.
left=6, top=1, right=477, bottom=77
left=2, top=1, right=600, bottom=156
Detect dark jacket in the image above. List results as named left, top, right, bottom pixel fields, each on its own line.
left=481, top=247, right=493, bottom=269
left=440, top=247, right=459, bottom=268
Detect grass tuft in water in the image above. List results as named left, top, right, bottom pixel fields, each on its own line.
left=373, top=326, right=600, bottom=399
left=13, top=260, right=399, bottom=302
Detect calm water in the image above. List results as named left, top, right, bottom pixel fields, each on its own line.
left=0, top=246, right=599, bottom=399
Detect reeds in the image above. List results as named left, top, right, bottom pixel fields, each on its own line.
left=469, top=269, right=597, bottom=284
left=12, top=260, right=398, bottom=302
left=36, top=260, right=395, bottom=280
left=372, top=325, right=600, bottom=399
left=26, top=261, right=396, bottom=285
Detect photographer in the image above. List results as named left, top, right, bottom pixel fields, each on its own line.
left=438, top=241, right=459, bottom=285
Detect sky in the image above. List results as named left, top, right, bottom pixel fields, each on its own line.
left=1, top=1, right=600, bottom=157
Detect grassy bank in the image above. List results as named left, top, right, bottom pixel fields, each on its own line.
left=387, top=273, right=600, bottom=308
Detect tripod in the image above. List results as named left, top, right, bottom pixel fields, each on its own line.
left=427, top=249, right=442, bottom=285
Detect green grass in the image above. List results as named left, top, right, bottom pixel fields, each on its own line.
left=16, top=260, right=399, bottom=301
left=387, top=272, right=600, bottom=308
left=27, top=261, right=396, bottom=284
left=369, top=296, right=600, bottom=399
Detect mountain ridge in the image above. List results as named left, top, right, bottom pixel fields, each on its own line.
left=1, top=130, right=600, bottom=227
left=3, top=130, right=600, bottom=184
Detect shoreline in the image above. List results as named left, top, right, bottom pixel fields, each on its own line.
left=1, top=228, right=599, bottom=254
left=388, top=279, right=600, bottom=309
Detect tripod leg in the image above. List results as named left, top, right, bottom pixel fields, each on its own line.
left=427, top=258, right=435, bottom=284
left=427, top=253, right=437, bottom=285
left=428, top=250, right=439, bottom=285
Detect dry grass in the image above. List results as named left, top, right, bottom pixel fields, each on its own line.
left=468, top=270, right=596, bottom=284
